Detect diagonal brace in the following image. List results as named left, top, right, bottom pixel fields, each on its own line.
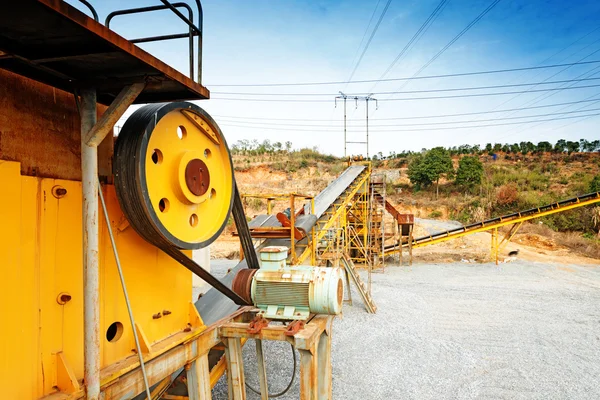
left=84, top=83, right=145, bottom=147
left=498, top=221, right=523, bottom=253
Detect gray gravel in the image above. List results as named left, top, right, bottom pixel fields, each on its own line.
left=209, top=260, right=600, bottom=399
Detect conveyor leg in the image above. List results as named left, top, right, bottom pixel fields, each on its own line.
left=299, top=345, right=318, bottom=400
left=255, top=340, right=269, bottom=400
left=317, top=331, right=332, bottom=400
left=224, top=337, right=246, bottom=400
left=187, top=353, right=212, bottom=400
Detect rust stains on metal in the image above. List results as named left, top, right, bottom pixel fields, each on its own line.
left=231, top=269, right=257, bottom=305
left=0, top=0, right=210, bottom=104
left=0, top=69, right=111, bottom=181
left=56, top=292, right=72, bottom=305
left=185, top=158, right=210, bottom=196
left=52, top=185, right=68, bottom=198
left=284, top=320, right=305, bottom=337
left=247, top=315, right=270, bottom=335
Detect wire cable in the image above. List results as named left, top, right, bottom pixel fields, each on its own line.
left=345, top=0, right=383, bottom=88
left=220, top=111, right=600, bottom=132
left=213, top=76, right=600, bottom=96
left=211, top=83, right=600, bottom=102
left=245, top=342, right=297, bottom=398
left=393, top=0, right=503, bottom=92
left=218, top=106, right=600, bottom=128
left=345, top=0, right=394, bottom=83
left=206, top=60, right=600, bottom=87
left=371, top=0, right=449, bottom=90
left=211, top=98, right=600, bottom=121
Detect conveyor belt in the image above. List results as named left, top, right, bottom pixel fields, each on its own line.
left=384, top=191, right=600, bottom=254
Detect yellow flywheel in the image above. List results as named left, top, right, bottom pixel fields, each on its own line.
left=114, top=102, right=234, bottom=249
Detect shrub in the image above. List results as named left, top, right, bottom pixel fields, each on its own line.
left=429, top=210, right=443, bottom=219
left=496, top=184, right=518, bottom=206
left=590, top=175, right=600, bottom=192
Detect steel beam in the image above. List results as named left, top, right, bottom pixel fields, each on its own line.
left=84, top=83, right=145, bottom=146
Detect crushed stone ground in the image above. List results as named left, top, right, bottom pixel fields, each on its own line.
left=209, top=260, right=600, bottom=399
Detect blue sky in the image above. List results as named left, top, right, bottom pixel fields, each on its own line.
left=70, top=0, right=600, bottom=156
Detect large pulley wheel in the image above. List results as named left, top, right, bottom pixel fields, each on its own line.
left=114, top=102, right=234, bottom=249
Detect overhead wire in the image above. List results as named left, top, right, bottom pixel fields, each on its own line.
left=205, top=60, right=600, bottom=87
left=211, top=98, right=600, bottom=121
left=211, top=83, right=600, bottom=102
left=368, top=0, right=449, bottom=92
left=393, top=0, right=503, bottom=93
left=213, top=76, right=600, bottom=96
left=344, top=0, right=383, bottom=89
left=455, top=25, right=600, bottom=144
left=217, top=106, right=600, bottom=128
left=345, top=0, right=394, bottom=84
left=219, top=111, right=600, bottom=132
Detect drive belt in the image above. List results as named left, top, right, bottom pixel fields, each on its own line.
left=157, top=182, right=259, bottom=306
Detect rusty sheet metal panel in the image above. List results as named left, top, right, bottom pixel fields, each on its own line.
left=397, top=213, right=415, bottom=225
left=0, top=69, right=111, bottom=180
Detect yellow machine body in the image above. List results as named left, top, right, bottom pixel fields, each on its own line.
left=0, top=160, right=200, bottom=398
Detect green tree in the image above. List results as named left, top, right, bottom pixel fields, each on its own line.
left=554, top=139, right=567, bottom=153
left=408, top=147, right=454, bottom=198
left=566, top=140, right=580, bottom=154
left=455, top=156, right=484, bottom=190
left=537, top=141, right=553, bottom=153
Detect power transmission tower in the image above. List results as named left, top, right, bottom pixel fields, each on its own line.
left=335, top=92, right=378, bottom=158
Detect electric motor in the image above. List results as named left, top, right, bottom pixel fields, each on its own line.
left=232, top=246, right=344, bottom=320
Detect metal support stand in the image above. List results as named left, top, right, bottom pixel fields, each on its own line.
left=219, top=312, right=334, bottom=400
left=78, top=83, right=143, bottom=399
left=224, top=337, right=246, bottom=400
left=255, top=340, right=269, bottom=400
left=81, top=88, right=100, bottom=400
left=186, top=353, right=212, bottom=400
left=491, top=227, right=499, bottom=265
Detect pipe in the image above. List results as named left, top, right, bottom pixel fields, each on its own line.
left=81, top=88, right=100, bottom=399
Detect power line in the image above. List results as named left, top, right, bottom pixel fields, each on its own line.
left=393, top=0, right=503, bottom=92
left=345, top=0, right=394, bottom=83
left=217, top=106, right=600, bottom=128
left=211, top=98, right=600, bottom=121
left=213, top=76, right=600, bottom=96
left=211, top=83, right=600, bottom=102
left=372, top=0, right=449, bottom=88
left=220, top=111, right=600, bottom=132
left=344, top=0, right=383, bottom=88
left=205, top=59, right=600, bottom=87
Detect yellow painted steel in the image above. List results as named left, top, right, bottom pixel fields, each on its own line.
left=145, top=108, right=233, bottom=244
left=384, top=193, right=600, bottom=255
left=296, top=165, right=371, bottom=265
left=0, top=160, right=204, bottom=399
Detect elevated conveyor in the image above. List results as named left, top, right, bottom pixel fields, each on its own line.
left=384, top=191, right=600, bottom=254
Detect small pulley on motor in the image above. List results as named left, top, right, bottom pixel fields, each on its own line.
left=114, top=102, right=234, bottom=250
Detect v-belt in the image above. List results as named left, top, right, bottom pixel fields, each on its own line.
left=158, top=184, right=259, bottom=306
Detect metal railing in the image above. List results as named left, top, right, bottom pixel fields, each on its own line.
left=76, top=0, right=203, bottom=84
